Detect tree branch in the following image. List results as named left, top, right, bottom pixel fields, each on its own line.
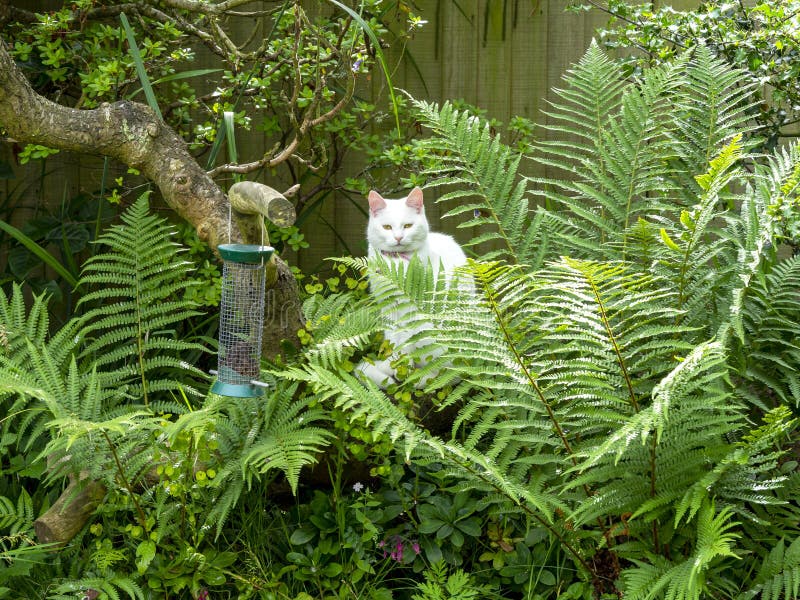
left=0, top=38, right=304, bottom=356
left=207, top=71, right=356, bottom=177
left=0, top=38, right=233, bottom=249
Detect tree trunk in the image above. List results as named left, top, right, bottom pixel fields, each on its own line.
left=0, top=39, right=302, bottom=356
left=33, top=473, right=107, bottom=547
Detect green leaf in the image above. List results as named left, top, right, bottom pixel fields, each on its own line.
left=204, top=571, right=226, bottom=586
left=418, top=519, right=446, bottom=534
left=8, top=246, right=40, bottom=280
left=135, top=540, right=156, bottom=574
left=120, top=13, right=162, bottom=120
left=538, top=569, right=557, bottom=587
left=289, top=527, right=317, bottom=545
left=47, top=223, right=90, bottom=253
left=660, top=228, right=682, bottom=252
left=0, top=219, right=79, bottom=287
left=421, top=537, right=443, bottom=564
left=456, top=517, right=482, bottom=537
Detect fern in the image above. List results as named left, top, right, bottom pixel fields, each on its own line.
left=736, top=252, right=800, bottom=409
left=0, top=490, right=33, bottom=535
left=271, top=43, right=800, bottom=597
left=531, top=46, right=684, bottom=259
left=300, top=286, right=381, bottom=370
left=647, top=135, right=746, bottom=337
left=0, top=285, right=81, bottom=457
left=76, top=192, right=209, bottom=406
left=667, top=46, right=760, bottom=190
left=411, top=564, right=500, bottom=600
left=743, top=537, right=800, bottom=600
left=0, top=487, right=50, bottom=579
left=48, top=574, right=144, bottom=600
left=529, top=45, right=756, bottom=263
left=676, top=405, right=795, bottom=525
left=164, top=380, right=333, bottom=535
left=622, top=502, right=740, bottom=600
left=409, top=99, right=548, bottom=267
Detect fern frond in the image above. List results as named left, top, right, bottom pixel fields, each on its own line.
left=530, top=44, right=757, bottom=265
left=49, top=574, right=144, bottom=600
left=75, top=192, right=209, bottom=404
left=569, top=341, right=734, bottom=527
left=164, top=381, right=333, bottom=534
left=669, top=45, right=760, bottom=188
left=738, top=252, right=800, bottom=408
left=0, top=489, right=33, bottom=535
left=726, top=144, right=800, bottom=408
left=532, top=49, right=690, bottom=260
left=0, top=283, right=49, bottom=358
left=410, top=99, right=547, bottom=267
left=676, top=405, right=795, bottom=525
left=743, top=537, right=800, bottom=600
left=301, top=290, right=381, bottom=369
left=622, top=502, right=739, bottom=600
left=539, top=40, right=627, bottom=163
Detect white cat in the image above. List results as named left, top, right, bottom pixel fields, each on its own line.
left=357, top=187, right=468, bottom=387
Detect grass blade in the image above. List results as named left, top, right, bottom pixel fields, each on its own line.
left=120, top=13, right=162, bottom=120
left=326, top=0, right=402, bottom=138
left=0, top=219, right=79, bottom=289
left=126, top=68, right=222, bottom=101
left=223, top=111, right=240, bottom=183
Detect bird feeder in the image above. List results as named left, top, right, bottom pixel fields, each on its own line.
left=211, top=243, right=274, bottom=398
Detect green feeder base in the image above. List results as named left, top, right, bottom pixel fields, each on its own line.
left=211, top=379, right=265, bottom=398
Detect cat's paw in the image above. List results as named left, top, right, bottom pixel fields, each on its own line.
left=355, top=359, right=396, bottom=389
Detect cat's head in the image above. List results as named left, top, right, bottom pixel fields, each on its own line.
left=367, top=187, right=429, bottom=252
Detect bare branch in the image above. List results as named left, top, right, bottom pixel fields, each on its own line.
left=207, top=71, right=356, bottom=177
left=155, top=0, right=272, bottom=16
left=0, top=38, right=232, bottom=249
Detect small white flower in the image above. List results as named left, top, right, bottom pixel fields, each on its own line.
left=352, top=481, right=364, bottom=493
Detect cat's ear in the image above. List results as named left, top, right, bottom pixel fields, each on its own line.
left=406, top=187, right=424, bottom=213
left=368, top=190, right=387, bottom=216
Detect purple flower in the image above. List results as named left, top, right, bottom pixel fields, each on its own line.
left=380, top=536, right=417, bottom=562
left=390, top=541, right=404, bottom=562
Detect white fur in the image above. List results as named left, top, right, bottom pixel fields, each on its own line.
left=357, top=188, right=468, bottom=388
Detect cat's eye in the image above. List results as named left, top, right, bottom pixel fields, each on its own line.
left=382, top=224, right=392, bottom=230
left=403, top=223, right=413, bottom=229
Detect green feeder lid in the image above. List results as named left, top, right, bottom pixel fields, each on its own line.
left=218, top=243, right=274, bottom=264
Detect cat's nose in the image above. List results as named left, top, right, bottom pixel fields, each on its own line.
left=394, top=236, right=403, bottom=243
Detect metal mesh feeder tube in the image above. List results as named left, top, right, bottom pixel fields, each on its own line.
left=211, top=244, right=274, bottom=398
